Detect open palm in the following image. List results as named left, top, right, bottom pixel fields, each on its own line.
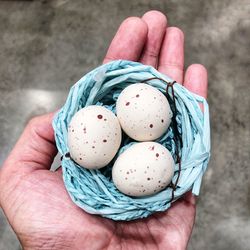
left=0, top=11, right=207, bottom=250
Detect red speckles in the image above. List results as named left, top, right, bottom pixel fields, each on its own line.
left=126, top=102, right=130, bottom=106
left=136, top=94, right=140, bottom=98
left=149, top=124, right=153, bottom=128
left=103, top=139, right=107, bottom=143
left=97, top=114, right=103, bottom=119
left=156, top=153, right=159, bottom=157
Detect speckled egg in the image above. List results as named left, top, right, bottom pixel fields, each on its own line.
left=116, top=83, right=172, bottom=141
left=68, top=105, right=122, bottom=169
left=112, top=142, right=175, bottom=197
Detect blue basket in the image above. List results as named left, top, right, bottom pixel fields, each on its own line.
left=53, top=60, right=210, bottom=221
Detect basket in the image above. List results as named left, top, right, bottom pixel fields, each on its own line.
left=52, top=60, right=210, bottom=221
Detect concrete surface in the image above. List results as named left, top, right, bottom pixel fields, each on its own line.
left=0, top=0, right=249, bottom=249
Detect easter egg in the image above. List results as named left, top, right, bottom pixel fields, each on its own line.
left=116, top=83, right=172, bottom=141
left=112, top=142, right=175, bottom=196
left=68, top=105, right=122, bottom=169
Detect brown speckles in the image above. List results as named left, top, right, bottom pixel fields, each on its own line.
left=143, top=189, right=146, bottom=192
left=149, top=146, right=155, bottom=151
left=147, top=177, right=151, bottom=181
left=161, top=119, right=164, bottom=123
left=147, top=166, right=149, bottom=169
left=79, top=157, right=82, bottom=160
left=103, top=139, right=107, bottom=143
left=156, top=153, right=159, bottom=157
left=125, top=177, right=128, bottom=180
left=104, top=118, right=107, bottom=121
left=126, top=102, right=130, bottom=106
left=97, top=114, right=103, bottom=119
left=126, top=171, right=129, bottom=174
left=158, top=180, right=161, bottom=183
left=149, top=124, right=153, bottom=128
left=144, top=171, right=147, bottom=174
left=83, top=127, right=86, bottom=134
left=92, top=146, right=95, bottom=149
left=136, top=94, right=140, bottom=98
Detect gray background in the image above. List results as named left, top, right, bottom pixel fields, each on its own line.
left=0, top=0, right=249, bottom=249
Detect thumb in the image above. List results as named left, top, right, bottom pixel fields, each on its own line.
left=1, top=113, right=57, bottom=174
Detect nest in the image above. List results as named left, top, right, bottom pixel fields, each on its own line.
left=53, top=60, right=210, bottom=221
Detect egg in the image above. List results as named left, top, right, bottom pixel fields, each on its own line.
left=112, top=142, right=175, bottom=197
left=116, top=83, right=172, bottom=141
left=68, top=105, right=122, bottom=169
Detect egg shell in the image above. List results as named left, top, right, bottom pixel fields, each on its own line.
left=112, top=142, right=175, bottom=197
left=116, top=83, right=172, bottom=141
left=68, top=105, right=122, bottom=169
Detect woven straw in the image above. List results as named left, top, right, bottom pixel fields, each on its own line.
left=52, top=60, right=210, bottom=221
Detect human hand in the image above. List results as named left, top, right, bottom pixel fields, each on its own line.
left=0, top=11, right=207, bottom=250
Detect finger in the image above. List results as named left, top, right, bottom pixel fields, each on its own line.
left=182, top=190, right=196, bottom=205
left=2, top=113, right=57, bottom=173
left=158, top=27, right=184, bottom=83
left=103, top=17, right=148, bottom=64
left=139, top=10, right=167, bottom=67
left=184, top=64, right=208, bottom=99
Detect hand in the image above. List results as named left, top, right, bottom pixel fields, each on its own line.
left=0, top=11, right=207, bottom=250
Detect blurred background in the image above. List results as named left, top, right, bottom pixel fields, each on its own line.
left=0, top=0, right=249, bottom=249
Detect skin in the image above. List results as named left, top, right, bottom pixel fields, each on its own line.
left=0, top=11, right=207, bottom=250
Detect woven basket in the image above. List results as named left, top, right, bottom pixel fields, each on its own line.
left=53, top=60, right=210, bottom=221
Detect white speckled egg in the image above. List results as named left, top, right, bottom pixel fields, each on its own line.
left=112, top=142, right=175, bottom=197
left=116, top=83, right=172, bottom=141
left=68, top=105, right=122, bottom=169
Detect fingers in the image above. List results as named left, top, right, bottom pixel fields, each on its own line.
left=103, top=17, right=148, bottom=64
left=182, top=191, right=196, bottom=205
left=158, top=27, right=184, bottom=83
left=1, top=113, right=57, bottom=174
left=139, top=10, right=167, bottom=68
left=184, top=64, right=208, bottom=99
